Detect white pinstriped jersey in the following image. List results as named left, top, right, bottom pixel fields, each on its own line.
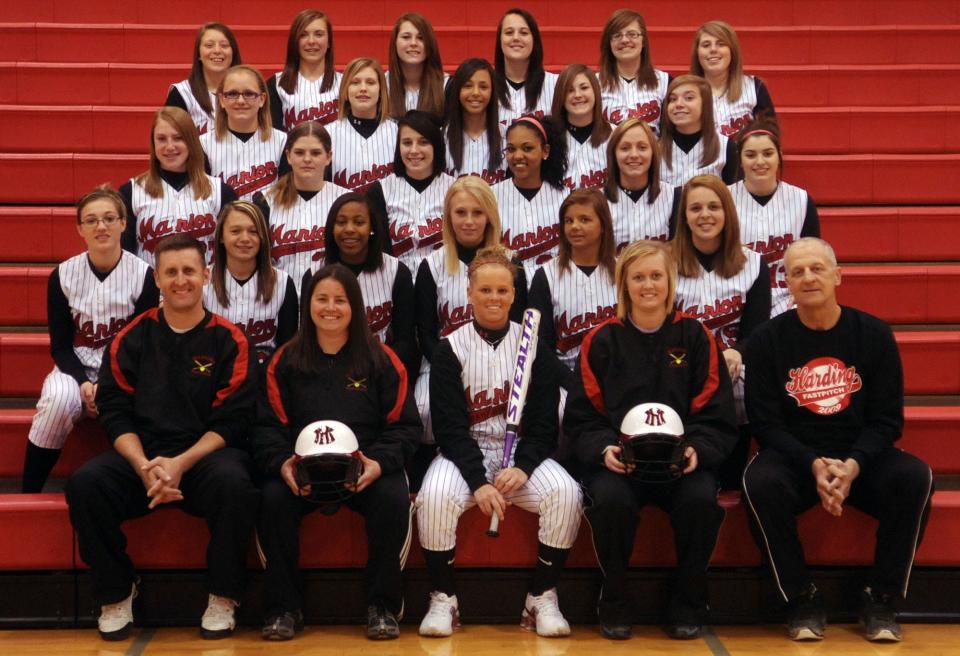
left=386, top=71, right=450, bottom=112
left=600, top=69, right=670, bottom=132
left=311, top=255, right=403, bottom=343
left=674, top=246, right=764, bottom=349
left=444, top=127, right=508, bottom=185
left=563, top=130, right=610, bottom=190
left=493, top=181, right=568, bottom=281
left=714, top=74, right=759, bottom=138
left=381, top=173, right=454, bottom=273
left=327, top=118, right=398, bottom=193
left=267, top=183, right=349, bottom=294
left=539, top=258, right=617, bottom=371
left=608, top=184, right=677, bottom=252
left=424, top=247, right=472, bottom=337
left=447, top=321, right=522, bottom=446
left=128, top=175, right=225, bottom=267
left=661, top=133, right=729, bottom=187
left=171, top=80, right=215, bottom=135
left=203, top=267, right=292, bottom=353
left=730, top=180, right=808, bottom=316
left=273, top=71, right=343, bottom=129
left=58, top=251, right=151, bottom=377
left=201, top=128, right=287, bottom=201
left=499, top=72, right=559, bottom=126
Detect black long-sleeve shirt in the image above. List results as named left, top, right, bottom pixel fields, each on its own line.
left=96, top=308, right=256, bottom=457
left=744, top=307, right=904, bottom=473
left=251, top=341, right=421, bottom=477
left=430, top=321, right=560, bottom=491
left=47, top=259, right=159, bottom=385
left=564, top=313, right=738, bottom=474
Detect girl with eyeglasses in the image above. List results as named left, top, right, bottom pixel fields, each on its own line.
left=598, top=10, right=670, bottom=132
left=201, top=65, right=289, bottom=202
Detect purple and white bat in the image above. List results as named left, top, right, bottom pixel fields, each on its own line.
left=488, top=308, right=541, bottom=538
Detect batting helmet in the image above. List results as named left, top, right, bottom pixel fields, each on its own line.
left=294, top=420, right=363, bottom=504
left=618, top=403, right=688, bottom=483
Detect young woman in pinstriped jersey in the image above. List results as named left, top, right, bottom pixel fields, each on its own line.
left=494, top=8, right=558, bottom=126
left=551, top=63, right=613, bottom=191
left=386, top=13, right=448, bottom=118
left=443, top=58, right=507, bottom=185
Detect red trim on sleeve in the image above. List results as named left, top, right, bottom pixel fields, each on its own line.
left=267, top=342, right=290, bottom=426
left=266, top=343, right=290, bottom=425
left=380, top=343, right=409, bottom=424
left=690, top=321, right=721, bottom=415
left=579, top=318, right=621, bottom=416
left=209, top=314, right=251, bottom=409
left=109, top=308, right=159, bottom=395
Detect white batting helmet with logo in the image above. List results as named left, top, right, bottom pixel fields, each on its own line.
left=618, top=403, right=688, bottom=483
left=294, top=420, right=363, bottom=503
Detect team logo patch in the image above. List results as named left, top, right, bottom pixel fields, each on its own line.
left=346, top=377, right=368, bottom=391
left=785, top=357, right=863, bottom=416
left=667, top=348, right=688, bottom=368
left=192, top=356, right=215, bottom=376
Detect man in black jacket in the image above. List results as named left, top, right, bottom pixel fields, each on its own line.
left=66, top=234, right=258, bottom=642
left=743, top=237, right=933, bottom=643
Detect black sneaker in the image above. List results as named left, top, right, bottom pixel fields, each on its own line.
left=262, top=610, right=304, bottom=641
left=366, top=605, right=400, bottom=640
left=860, top=588, right=902, bottom=642
left=600, top=622, right=632, bottom=640
left=786, top=584, right=826, bottom=641
left=665, top=599, right=704, bottom=640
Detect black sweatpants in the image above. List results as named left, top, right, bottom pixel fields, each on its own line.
left=65, top=447, right=259, bottom=606
left=583, top=468, right=724, bottom=625
left=257, top=470, right=411, bottom=617
left=742, top=447, right=933, bottom=602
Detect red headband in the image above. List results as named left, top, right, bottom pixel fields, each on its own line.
left=511, top=116, right=548, bottom=142
left=740, top=129, right=776, bottom=142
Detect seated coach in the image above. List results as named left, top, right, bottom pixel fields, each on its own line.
left=66, top=234, right=259, bottom=641
left=742, top=237, right=933, bottom=643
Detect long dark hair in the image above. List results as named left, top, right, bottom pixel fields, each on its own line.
left=444, top=58, right=504, bottom=173
left=557, top=189, right=616, bottom=280
left=494, top=8, right=546, bottom=114
left=673, top=174, right=746, bottom=278
left=279, top=9, right=336, bottom=94
left=504, top=115, right=568, bottom=190
left=551, top=63, right=611, bottom=148
left=187, top=23, right=242, bottom=115
left=388, top=13, right=445, bottom=118
left=660, top=75, right=719, bottom=170
left=598, top=10, right=658, bottom=92
left=394, top=110, right=446, bottom=178
left=288, top=263, right=387, bottom=377
left=324, top=193, right=385, bottom=272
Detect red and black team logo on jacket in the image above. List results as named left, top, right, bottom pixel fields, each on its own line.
left=785, top=357, right=863, bottom=416
left=192, top=355, right=215, bottom=376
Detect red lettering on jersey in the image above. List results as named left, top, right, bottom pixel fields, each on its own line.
left=390, top=222, right=415, bottom=256
left=285, top=100, right=339, bottom=129
left=139, top=213, right=217, bottom=253
left=555, top=305, right=618, bottom=353
left=367, top=300, right=394, bottom=336
left=438, top=302, right=473, bottom=336
left=747, top=233, right=795, bottom=289
left=605, top=100, right=661, bottom=126
left=333, top=163, right=394, bottom=193
left=271, top=224, right=326, bottom=259
left=240, top=318, right=278, bottom=345
left=677, top=296, right=744, bottom=348
left=720, top=112, right=752, bottom=137
left=226, top=162, right=279, bottom=197
left=465, top=169, right=507, bottom=185
left=616, top=233, right=668, bottom=254
left=73, top=315, right=129, bottom=349
left=502, top=226, right=560, bottom=264
left=785, top=357, right=862, bottom=415
left=465, top=381, right=510, bottom=425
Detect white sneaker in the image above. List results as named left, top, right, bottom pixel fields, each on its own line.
left=419, top=591, right=460, bottom=637
left=98, top=582, right=137, bottom=641
left=521, top=589, right=571, bottom=637
left=200, top=594, right=238, bottom=639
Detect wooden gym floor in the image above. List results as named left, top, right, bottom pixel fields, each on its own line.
left=2, top=624, right=959, bottom=655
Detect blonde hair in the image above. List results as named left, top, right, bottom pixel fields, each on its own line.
left=215, top=65, right=273, bottom=140
left=615, top=240, right=676, bottom=320
left=441, top=177, right=502, bottom=275
left=467, top=245, right=517, bottom=282
left=338, top=58, right=389, bottom=123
